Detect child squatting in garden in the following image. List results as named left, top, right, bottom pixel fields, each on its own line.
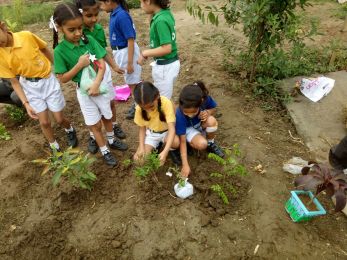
left=99, top=0, right=142, bottom=120
left=137, top=0, right=180, bottom=99
left=0, top=20, right=78, bottom=152
left=52, top=3, right=127, bottom=167
left=75, top=0, right=127, bottom=154
left=133, top=81, right=181, bottom=166
left=176, top=81, right=225, bottom=177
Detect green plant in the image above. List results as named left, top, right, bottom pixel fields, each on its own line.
left=168, top=166, right=186, bottom=187
left=127, top=0, right=141, bottom=9
left=0, top=123, right=11, bottom=141
left=32, top=147, right=96, bottom=190
left=208, top=144, right=247, bottom=204
left=5, top=105, right=27, bottom=124
left=133, top=153, right=161, bottom=179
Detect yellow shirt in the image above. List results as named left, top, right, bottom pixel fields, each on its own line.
left=0, top=31, right=51, bottom=78
left=134, top=96, right=176, bottom=132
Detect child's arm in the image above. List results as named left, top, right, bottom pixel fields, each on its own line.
left=104, top=53, right=124, bottom=74
left=199, top=108, right=217, bottom=122
left=127, top=38, right=135, bottom=74
left=158, top=122, right=175, bottom=165
left=88, top=58, right=106, bottom=96
left=57, top=55, right=90, bottom=83
left=134, top=126, right=146, bottom=161
left=40, top=47, right=54, bottom=64
left=179, top=135, right=190, bottom=177
left=9, top=78, right=38, bottom=119
left=138, top=44, right=171, bottom=65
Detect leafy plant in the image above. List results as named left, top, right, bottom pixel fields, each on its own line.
left=294, top=163, right=347, bottom=212
left=127, top=0, right=141, bottom=9
left=168, top=166, right=186, bottom=187
left=0, top=123, right=11, bottom=141
left=208, top=144, right=247, bottom=204
left=32, top=147, right=96, bottom=191
left=133, top=152, right=161, bottom=179
left=5, top=105, right=27, bottom=124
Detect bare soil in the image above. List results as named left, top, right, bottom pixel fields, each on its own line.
left=1, top=0, right=347, bottom=259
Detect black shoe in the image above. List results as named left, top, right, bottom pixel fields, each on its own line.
left=88, top=137, right=98, bottom=154
left=113, top=124, right=126, bottom=139
left=109, top=138, right=128, bottom=151
left=66, top=129, right=78, bottom=148
left=126, top=104, right=135, bottom=120
left=103, top=151, right=117, bottom=166
left=169, top=149, right=182, bottom=166
left=207, top=142, right=225, bottom=158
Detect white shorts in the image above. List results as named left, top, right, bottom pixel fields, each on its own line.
left=19, top=73, right=65, bottom=114
left=104, top=63, right=115, bottom=101
left=186, top=124, right=204, bottom=143
left=76, top=87, right=113, bottom=126
left=145, top=129, right=168, bottom=148
left=112, top=42, right=142, bottom=85
left=151, top=60, right=180, bottom=99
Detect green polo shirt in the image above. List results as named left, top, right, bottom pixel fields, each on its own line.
left=150, top=8, right=178, bottom=61
left=83, top=23, right=107, bottom=48
left=54, top=35, right=107, bottom=83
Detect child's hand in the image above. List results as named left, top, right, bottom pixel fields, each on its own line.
left=134, top=148, right=144, bottom=161
left=78, top=54, right=90, bottom=68
left=112, top=65, right=125, bottom=75
left=158, top=151, right=168, bottom=166
left=199, top=110, right=209, bottom=122
left=24, top=103, right=38, bottom=120
left=88, top=82, right=100, bottom=96
left=181, top=164, right=190, bottom=178
left=127, top=63, right=134, bottom=74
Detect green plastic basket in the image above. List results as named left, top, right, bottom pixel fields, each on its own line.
left=285, top=190, right=326, bottom=222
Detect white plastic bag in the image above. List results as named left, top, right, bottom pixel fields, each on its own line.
left=283, top=157, right=309, bottom=174
left=174, top=179, right=194, bottom=199
left=80, top=65, right=108, bottom=96
left=299, top=77, right=334, bottom=102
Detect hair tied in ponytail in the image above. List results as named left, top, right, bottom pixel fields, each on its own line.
left=49, top=16, right=58, bottom=32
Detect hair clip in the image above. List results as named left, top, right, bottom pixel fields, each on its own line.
left=79, top=8, right=83, bottom=14
left=49, top=16, right=58, bottom=32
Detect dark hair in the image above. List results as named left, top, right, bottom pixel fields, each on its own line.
left=75, top=0, right=97, bottom=10
left=133, top=81, right=166, bottom=122
left=97, top=0, right=129, bottom=12
left=179, top=84, right=203, bottom=109
left=151, top=0, right=171, bottom=9
left=52, top=3, right=88, bottom=49
left=192, top=80, right=209, bottom=100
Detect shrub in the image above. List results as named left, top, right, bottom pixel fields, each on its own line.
left=5, top=105, right=27, bottom=124
left=0, top=123, right=11, bottom=141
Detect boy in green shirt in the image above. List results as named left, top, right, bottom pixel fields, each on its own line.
left=138, top=0, right=180, bottom=99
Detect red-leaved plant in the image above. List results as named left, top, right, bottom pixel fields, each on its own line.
left=294, top=163, right=347, bottom=212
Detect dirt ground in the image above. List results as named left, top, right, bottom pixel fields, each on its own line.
left=1, top=0, right=347, bottom=259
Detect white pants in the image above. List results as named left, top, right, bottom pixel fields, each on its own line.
left=186, top=123, right=204, bottom=143
left=19, top=73, right=65, bottom=114
left=145, top=129, right=168, bottom=148
left=151, top=60, right=180, bottom=99
left=112, top=42, right=142, bottom=85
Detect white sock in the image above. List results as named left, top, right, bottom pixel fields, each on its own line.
left=90, top=132, right=95, bottom=140
left=100, top=146, right=109, bottom=155
left=106, top=132, right=114, bottom=144
left=49, top=140, right=60, bottom=150
left=112, top=121, right=118, bottom=126
left=64, top=125, right=74, bottom=133
left=207, top=139, right=214, bottom=144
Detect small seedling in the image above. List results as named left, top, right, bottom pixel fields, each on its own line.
left=0, top=123, right=11, bottom=141
left=133, top=152, right=161, bottom=179
left=122, top=159, right=132, bottom=168
left=32, top=147, right=96, bottom=191
left=5, top=105, right=27, bottom=124
left=168, top=166, right=185, bottom=187
left=208, top=144, right=247, bottom=204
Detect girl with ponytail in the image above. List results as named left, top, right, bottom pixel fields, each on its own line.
left=133, top=81, right=180, bottom=166
left=53, top=3, right=128, bottom=167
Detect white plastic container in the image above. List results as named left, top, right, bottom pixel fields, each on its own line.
left=174, top=179, right=194, bottom=199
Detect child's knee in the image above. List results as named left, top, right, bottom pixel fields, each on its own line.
left=55, top=116, right=64, bottom=125
left=191, top=137, right=208, bottom=150
left=40, top=119, right=51, bottom=129
left=205, top=116, right=218, bottom=127
left=90, top=121, right=102, bottom=132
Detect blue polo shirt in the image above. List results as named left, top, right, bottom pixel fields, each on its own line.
left=175, top=95, right=217, bottom=136
left=109, top=6, right=136, bottom=48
